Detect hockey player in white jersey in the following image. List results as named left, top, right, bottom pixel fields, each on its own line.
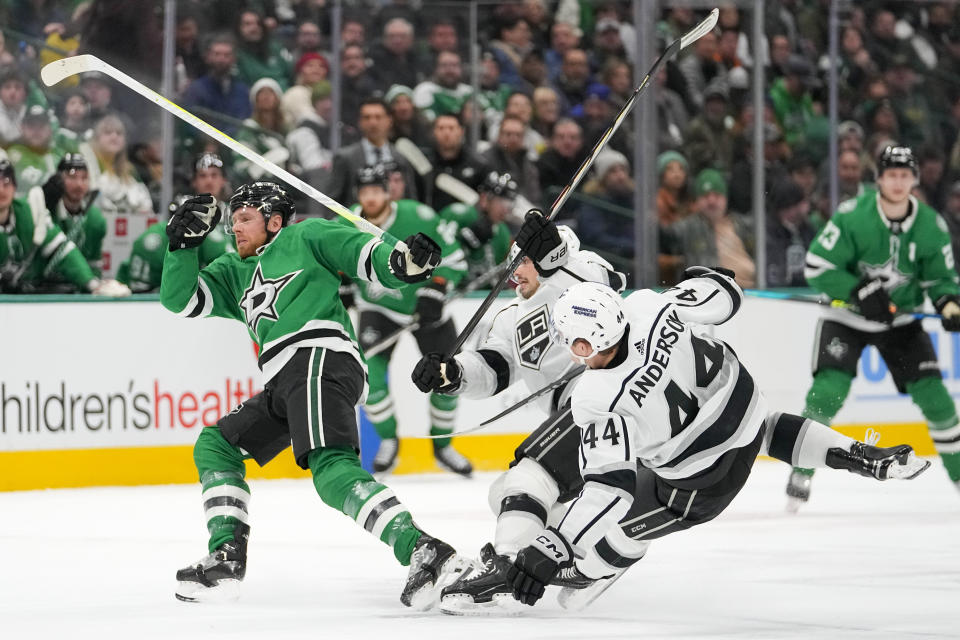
left=505, top=269, right=931, bottom=609
left=410, top=211, right=625, bottom=613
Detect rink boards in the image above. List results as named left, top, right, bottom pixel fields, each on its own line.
left=1, top=294, right=955, bottom=491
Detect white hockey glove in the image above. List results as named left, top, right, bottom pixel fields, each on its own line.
left=90, top=278, right=132, bottom=297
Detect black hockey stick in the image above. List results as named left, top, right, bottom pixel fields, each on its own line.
left=444, top=8, right=720, bottom=358
left=420, top=365, right=586, bottom=439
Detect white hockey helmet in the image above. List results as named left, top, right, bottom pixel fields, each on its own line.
left=550, top=282, right=627, bottom=361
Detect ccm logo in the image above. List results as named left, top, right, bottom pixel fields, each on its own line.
left=535, top=535, right=565, bottom=559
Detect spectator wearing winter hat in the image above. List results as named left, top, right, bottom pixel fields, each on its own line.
left=766, top=178, right=814, bottom=287
left=593, top=18, right=628, bottom=69
left=234, top=78, right=289, bottom=184
left=282, top=51, right=330, bottom=129
left=387, top=85, right=432, bottom=148
left=413, top=51, right=473, bottom=122
left=578, top=149, right=636, bottom=259
left=656, top=150, right=692, bottom=226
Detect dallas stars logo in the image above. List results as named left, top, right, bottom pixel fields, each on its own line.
left=240, top=263, right=302, bottom=334
left=859, top=254, right=910, bottom=293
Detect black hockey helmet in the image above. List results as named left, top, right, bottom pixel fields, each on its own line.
left=0, top=158, right=16, bottom=185
left=356, top=164, right=389, bottom=190
left=227, top=181, right=296, bottom=234
left=57, top=152, right=88, bottom=174
left=877, top=145, right=918, bottom=176
left=478, top=171, right=519, bottom=200
left=194, top=152, right=224, bottom=176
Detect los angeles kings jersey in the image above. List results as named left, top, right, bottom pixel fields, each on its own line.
left=160, top=218, right=405, bottom=383
left=454, top=248, right=625, bottom=415
left=555, top=271, right=766, bottom=556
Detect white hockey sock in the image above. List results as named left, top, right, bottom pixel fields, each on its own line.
left=764, top=412, right=856, bottom=468
left=489, top=459, right=560, bottom=558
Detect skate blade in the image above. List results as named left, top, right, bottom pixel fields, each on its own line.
left=557, top=573, right=624, bottom=611
left=405, top=554, right=474, bottom=611
left=887, top=453, right=932, bottom=480
left=175, top=579, right=240, bottom=603
left=785, top=496, right=807, bottom=514
left=440, top=593, right=522, bottom=616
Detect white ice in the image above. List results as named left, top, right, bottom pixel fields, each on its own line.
left=1, top=461, right=958, bottom=640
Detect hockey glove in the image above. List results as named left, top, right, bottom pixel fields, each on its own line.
left=515, top=209, right=568, bottom=277
left=935, top=294, right=960, bottom=332
left=507, top=527, right=573, bottom=606
left=458, top=215, right=494, bottom=251
left=411, top=352, right=462, bottom=394
left=166, top=194, right=221, bottom=251
left=415, top=278, right=447, bottom=326
left=684, top=265, right=736, bottom=280
left=851, top=278, right=894, bottom=324
left=389, top=233, right=441, bottom=283
left=339, top=273, right=356, bottom=310
left=89, top=278, right=132, bottom=297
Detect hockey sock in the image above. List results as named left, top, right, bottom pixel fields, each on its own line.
left=907, top=378, right=960, bottom=482
left=428, top=392, right=458, bottom=449
left=491, top=459, right=560, bottom=558
left=193, top=427, right=251, bottom=552
left=308, top=446, right=421, bottom=565
left=765, top=412, right=857, bottom=469
left=796, top=369, right=855, bottom=475
left=364, top=354, right=398, bottom=439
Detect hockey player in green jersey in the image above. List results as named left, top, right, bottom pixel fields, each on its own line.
left=438, top=171, right=515, bottom=285
left=0, top=159, right=127, bottom=296
left=118, top=153, right=234, bottom=292
left=162, top=181, right=470, bottom=608
left=341, top=166, right=473, bottom=476
left=40, top=153, right=106, bottom=290
left=788, top=145, right=960, bottom=509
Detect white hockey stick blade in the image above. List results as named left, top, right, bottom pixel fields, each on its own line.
left=394, top=137, right=433, bottom=176
left=40, top=55, right=392, bottom=244
left=680, top=8, right=719, bottom=50
left=436, top=173, right=479, bottom=206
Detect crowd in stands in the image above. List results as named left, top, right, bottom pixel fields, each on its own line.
left=3, top=0, right=960, bottom=293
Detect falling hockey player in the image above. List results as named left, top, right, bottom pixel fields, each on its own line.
left=161, top=182, right=468, bottom=608
left=503, top=270, right=930, bottom=610
left=788, top=145, right=960, bottom=509
left=411, top=211, right=625, bottom=613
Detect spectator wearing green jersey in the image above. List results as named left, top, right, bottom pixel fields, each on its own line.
left=7, top=105, right=60, bottom=197
left=234, top=9, right=292, bottom=90
left=788, top=146, right=960, bottom=509
left=412, top=51, right=473, bottom=123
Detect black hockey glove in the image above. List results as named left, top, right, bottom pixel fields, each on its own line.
left=411, top=352, right=462, bottom=394
left=935, top=294, right=960, bottom=332
left=415, top=278, right=447, bottom=326
left=515, top=209, right=568, bottom=277
left=339, top=273, right=356, bottom=310
left=684, top=265, right=736, bottom=280
left=166, top=194, right=221, bottom=251
left=507, top=527, right=573, bottom=606
left=389, top=233, right=441, bottom=283
left=458, top=215, right=494, bottom=251
left=851, top=278, right=894, bottom=324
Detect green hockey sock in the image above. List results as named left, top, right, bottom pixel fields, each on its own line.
left=365, top=354, right=398, bottom=439
left=194, top=426, right=251, bottom=552
left=429, top=393, right=458, bottom=449
left=308, top=446, right=421, bottom=565
left=907, top=378, right=960, bottom=482
left=795, top=369, right=855, bottom=476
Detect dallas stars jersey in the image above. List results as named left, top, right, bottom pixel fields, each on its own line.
left=160, top=218, right=404, bottom=383
left=438, top=202, right=511, bottom=284
left=554, top=273, right=763, bottom=557
left=6, top=144, right=59, bottom=197
left=0, top=190, right=96, bottom=292
left=805, top=189, right=960, bottom=332
left=454, top=247, right=624, bottom=415
left=343, top=199, right=467, bottom=320
left=50, top=199, right=106, bottom=279
left=118, top=216, right=234, bottom=292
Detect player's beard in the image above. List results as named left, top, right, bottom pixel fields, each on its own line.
left=362, top=200, right=390, bottom=224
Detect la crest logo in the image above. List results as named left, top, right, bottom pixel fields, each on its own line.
left=240, top=263, right=302, bottom=334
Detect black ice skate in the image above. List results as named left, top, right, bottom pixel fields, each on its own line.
left=555, top=565, right=626, bottom=611
left=175, top=524, right=249, bottom=603
left=440, top=543, right=518, bottom=615
left=401, top=532, right=471, bottom=610
left=827, top=441, right=931, bottom=480
left=785, top=468, right=814, bottom=513
left=373, top=437, right=399, bottom=473
left=433, top=443, right=473, bottom=477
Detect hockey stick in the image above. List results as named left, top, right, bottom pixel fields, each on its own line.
left=40, top=55, right=392, bottom=244
left=394, top=137, right=433, bottom=176
left=364, top=259, right=508, bottom=357
left=420, top=364, right=586, bottom=439
left=444, top=8, right=720, bottom=358
left=743, top=289, right=939, bottom=320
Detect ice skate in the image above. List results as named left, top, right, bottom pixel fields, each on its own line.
left=556, top=566, right=625, bottom=611
left=175, top=525, right=249, bottom=603
left=827, top=442, right=931, bottom=480
left=434, top=443, right=473, bottom=477
left=440, top=543, right=520, bottom=615
left=785, top=468, right=814, bottom=513
left=373, top=437, right=399, bottom=474
left=401, top=533, right=471, bottom=610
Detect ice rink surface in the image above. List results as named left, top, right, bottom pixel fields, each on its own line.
left=2, top=460, right=958, bottom=640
